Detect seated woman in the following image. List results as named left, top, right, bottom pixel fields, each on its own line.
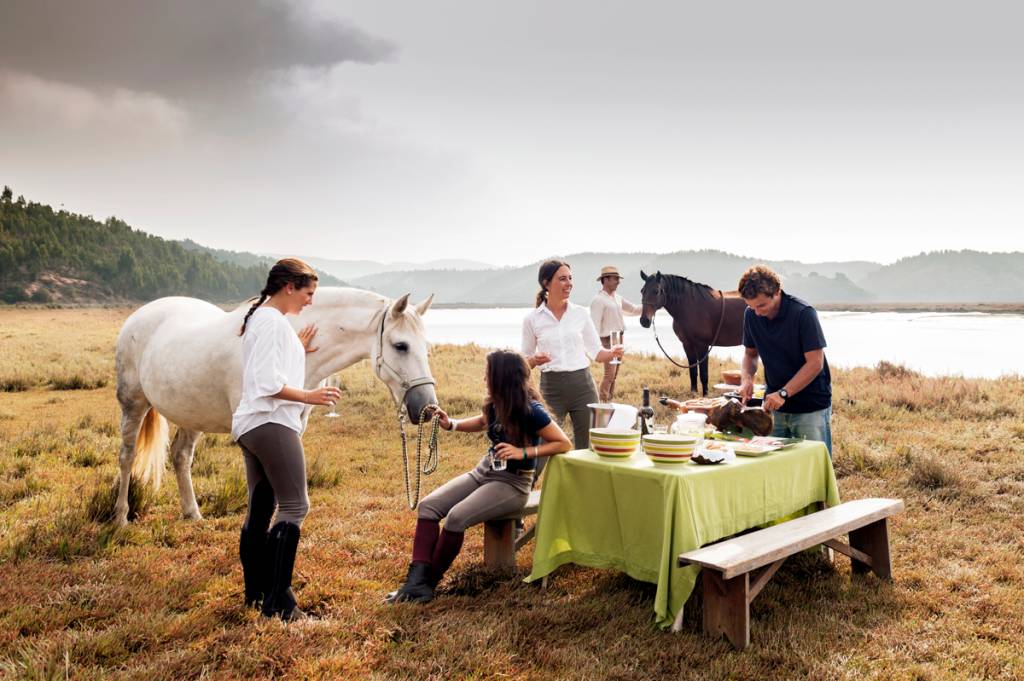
left=386, top=349, right=572, bottom=603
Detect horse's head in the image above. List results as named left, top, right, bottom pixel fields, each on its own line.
left=639, top=270, right=665, bottom=328
left=374, top=293, right=438, bottom=424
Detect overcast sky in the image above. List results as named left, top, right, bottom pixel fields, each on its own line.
left=2, top=0, right=1023, bottom=266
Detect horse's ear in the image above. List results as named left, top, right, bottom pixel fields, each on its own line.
left=390, top=293, right=410, bottom=318
left=415, top=293, right=434, bottom=316
left=655, top=271, right=663, bottom=279
left=640, top=270, right=648, bottom=281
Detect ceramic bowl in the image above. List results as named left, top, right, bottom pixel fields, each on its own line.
left=590, top=428, right=641, bottom=460
left=642, top=434, right=699, bottom=465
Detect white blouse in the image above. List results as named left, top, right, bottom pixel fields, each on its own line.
left=231, top=307, right=306, bottom=440
left=589, top=289, right=642, bottom=337
left=521, top=302, right=603, bottom=373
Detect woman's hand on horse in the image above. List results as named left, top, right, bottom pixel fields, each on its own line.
left=298, top=323, right=320, bottom=353
left=306, top=385, right=341, bottom=406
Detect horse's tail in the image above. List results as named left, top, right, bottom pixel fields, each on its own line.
left=133, top=407, right=169, bottom=489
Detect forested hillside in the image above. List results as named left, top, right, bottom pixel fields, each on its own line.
left=0, top=187, right=341, bottom=304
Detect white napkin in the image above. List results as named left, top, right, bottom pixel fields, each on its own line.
left=607, top=403, right=638, bottom=430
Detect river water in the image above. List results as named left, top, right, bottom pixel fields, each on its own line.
left=424, top=308, right=1024, bottom=378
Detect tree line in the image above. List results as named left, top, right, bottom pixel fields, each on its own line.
left=0, top=186, right=339, bottom=304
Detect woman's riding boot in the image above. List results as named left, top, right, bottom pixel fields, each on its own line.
left=261, top=521, right=307, bottom=621
left=429, top=529, right=465, bottom=589
left=384, top=518, right=441, bottom=603
left=385, top=561, right=435, bottom=603
left=240, top=479, right=276, bottom=608
left=239, top=527, right=268, bottom=608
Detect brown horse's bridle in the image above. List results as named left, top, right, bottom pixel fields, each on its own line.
left=649, top=288, right=728, bottom=370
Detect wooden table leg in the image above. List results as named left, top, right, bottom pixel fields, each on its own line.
left=702, top=570, right=750, bottom=650
left=849, top=518, right=892, bottom=579
left=484, top=519, right=516, bottom=569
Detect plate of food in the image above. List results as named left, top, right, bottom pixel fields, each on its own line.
left=690, top=440, right=733, bottom=464
left=731, top=436, right=802, bottom=456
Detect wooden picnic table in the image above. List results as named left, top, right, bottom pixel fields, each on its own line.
left=525, top=441, right=840, bottom=629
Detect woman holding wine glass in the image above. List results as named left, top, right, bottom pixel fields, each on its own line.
left=522, top=260, right=623, bottom=451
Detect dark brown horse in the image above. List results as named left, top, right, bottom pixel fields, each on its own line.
left=639, top=271, right=747, bottom=395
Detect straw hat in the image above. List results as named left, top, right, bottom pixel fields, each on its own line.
left=597, top=266, right=623, bottom=281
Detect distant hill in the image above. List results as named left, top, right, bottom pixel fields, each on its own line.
left=180, top=241, right=346, bottom=287
left=281, top=255, right=495, bottom=281
left=0, top=188, right=341, bottom=304
left=858, top=250, right=1024, bottom=302
left=352, top=250, right=876, bottom=306
left=353, top=249, right=1024, bottom=306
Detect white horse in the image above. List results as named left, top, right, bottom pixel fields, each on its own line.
left=113, top=287, right=437, bottom=525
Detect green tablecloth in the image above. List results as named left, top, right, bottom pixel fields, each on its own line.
left=525, top=441, right=840, bottom=629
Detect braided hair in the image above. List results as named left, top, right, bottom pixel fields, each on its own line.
left=239, top=258, right=319, bottom=335
left=535, top=259, right=571, bottom=307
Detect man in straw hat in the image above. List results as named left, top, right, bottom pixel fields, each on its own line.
left=590, top=266, right=642, bottom=401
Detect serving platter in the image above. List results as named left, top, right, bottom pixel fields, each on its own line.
left=730, top=436, right=802, bottom=456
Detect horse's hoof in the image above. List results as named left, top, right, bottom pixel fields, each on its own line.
left=183, top=509, right=203, bottom=521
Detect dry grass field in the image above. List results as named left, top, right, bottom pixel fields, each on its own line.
left=2, top=307, right=1024, bottom=680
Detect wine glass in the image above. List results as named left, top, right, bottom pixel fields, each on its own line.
left=609, top=330, right=622, bottom=365
left=324, top=374, right=340, bottom=418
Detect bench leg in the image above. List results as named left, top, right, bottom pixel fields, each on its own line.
left=849, top=518, right=892, bottom=579
left=701, top=570, right=750, bottom=650
left=484, top=519, right=516, bottom=569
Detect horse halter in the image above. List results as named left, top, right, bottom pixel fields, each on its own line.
left=372, top=304, right=436, bottom=413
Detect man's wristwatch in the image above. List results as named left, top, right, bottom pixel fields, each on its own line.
left=779, top=388, right=789, bottom=400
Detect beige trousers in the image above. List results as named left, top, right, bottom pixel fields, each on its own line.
left=598, top=335, right=622, bottom=402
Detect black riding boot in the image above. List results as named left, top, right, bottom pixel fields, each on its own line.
left=240, top=479, right=275, bottom=608
left=384, top=561, right=435, bottom=604
left=239, top=527, right=268, bottom=608
left=261, top=522, right=307, bottom=621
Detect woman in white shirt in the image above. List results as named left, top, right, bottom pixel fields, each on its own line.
left=522, top=260, right=623, bottom=450
left=233, top=258, right=341, bottom=621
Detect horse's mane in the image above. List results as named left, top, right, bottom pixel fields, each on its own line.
left=663, top=274, right=716, bottom=301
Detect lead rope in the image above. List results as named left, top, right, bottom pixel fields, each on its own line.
left=398, top=404, right=441, bottom=510
left=651, top=292, right=728, bottom=370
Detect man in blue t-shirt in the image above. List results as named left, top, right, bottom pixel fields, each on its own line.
left=737, top=265, right=833, bottom=456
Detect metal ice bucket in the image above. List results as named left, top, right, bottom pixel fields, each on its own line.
left=587, top=403, right=618, bottom=430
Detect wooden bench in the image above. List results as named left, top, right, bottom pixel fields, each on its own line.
left=483, top=489, right=541, bottom=568
left=677, top=497, right=904, bottom=649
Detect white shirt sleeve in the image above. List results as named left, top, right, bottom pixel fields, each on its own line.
left=248, top=321, right=289, bottom=398
left=590, top=297, right=604, bottom=334
left=582, top=314, right=603, bottom=361
left=521, top=313, right=537, bottom=356
left=621, top=296, right=643, bottom=316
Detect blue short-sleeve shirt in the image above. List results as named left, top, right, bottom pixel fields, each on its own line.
left=486, top=400, right=552, bottom=472
left=742, top=292, right=831, bottom=414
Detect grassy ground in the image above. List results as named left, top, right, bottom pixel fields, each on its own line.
left=1, top=308, right=1023, bottom=680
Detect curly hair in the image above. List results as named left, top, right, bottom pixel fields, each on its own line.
left=738, top=265, right=782, bottom=299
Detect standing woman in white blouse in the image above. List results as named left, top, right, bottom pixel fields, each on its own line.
left=232, top=258, right=341, bottom=621
left=522, top=260, right=623, bottom=450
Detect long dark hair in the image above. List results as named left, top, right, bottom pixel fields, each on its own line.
left=483, top=350, right=544, bottom=447
left=535, top=259, right=570, bottom=307
left=239, top=258, right=319, bottom=335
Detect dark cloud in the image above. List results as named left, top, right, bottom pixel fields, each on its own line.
left=0, top=0, right=396, bottom=97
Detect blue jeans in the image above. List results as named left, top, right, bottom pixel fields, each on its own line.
left=772, top=406, right=832, bottom=457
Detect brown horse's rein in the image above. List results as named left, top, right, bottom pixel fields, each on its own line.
left=651, top=291, right=727, bottom=370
